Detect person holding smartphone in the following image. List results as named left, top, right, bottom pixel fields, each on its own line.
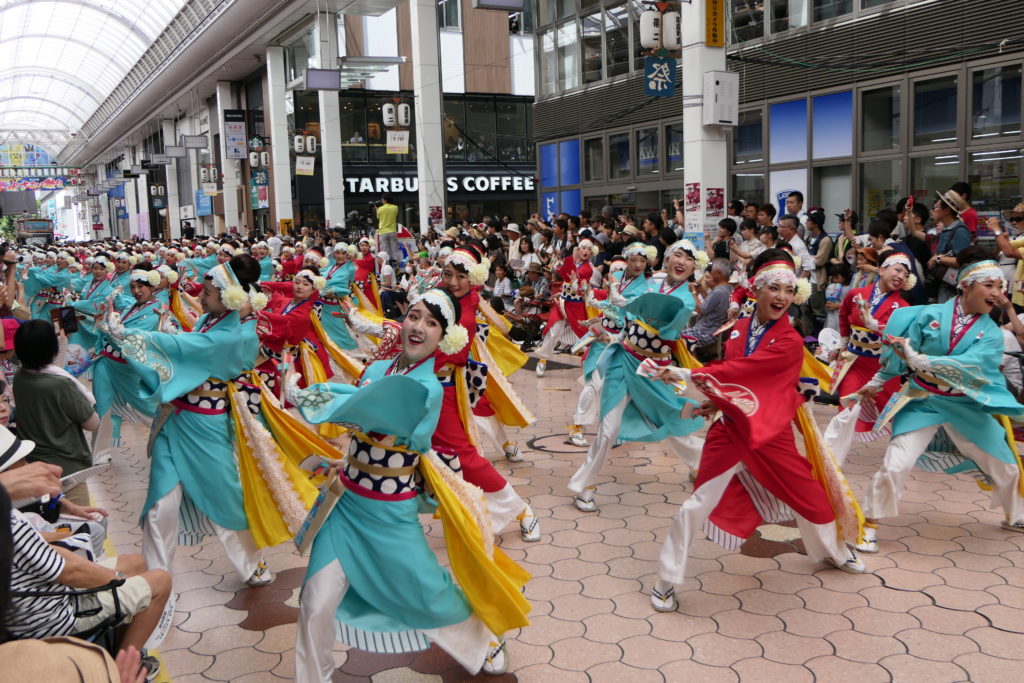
left=989, top=202, right=1024, bottom=313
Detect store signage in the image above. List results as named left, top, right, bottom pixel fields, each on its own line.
left=343, top=174, right=535, bottom=194
left=643, top=55, right=676, bottom=97
left=195, top=190, right=213, bottom=217
left=180, top=205, right=195, bottom=220
left=706, top=0, right=725, bottom=48
left=295, top=156, right=316, bottom=176
left=224, top=109, right=247, bottom=159
left=202, top=182, right=219, bottom=197
left=0, top=177, right=66, bottom=192
left=182, top=135, right=208, bottom=149
left=151, top=154, right=171, bottom=165
left=386, top=130, right=409, bottom=155
left=164, top=145, right=187, bottom=158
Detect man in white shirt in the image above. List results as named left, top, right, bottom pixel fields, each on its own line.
left=778, top=214, right=813, bottom=279
left=267, top=230, right=283, bottom=258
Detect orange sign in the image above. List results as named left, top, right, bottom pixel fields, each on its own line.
left=706, top=0, right=725, bottom=48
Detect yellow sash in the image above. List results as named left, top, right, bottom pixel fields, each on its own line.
left=308, top=309, right=364, bottom=383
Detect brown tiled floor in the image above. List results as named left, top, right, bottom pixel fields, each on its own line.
left=94, top=356, right=1024, bottom=681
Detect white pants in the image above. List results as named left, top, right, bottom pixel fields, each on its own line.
left=486, top=482, right=529, bottom=531
left=572, top=369, right=602, bottom=427
left=475, top=414, right=512, bottom=457
left=864, top=423, right=1024, bottom=523
left=142, top=485, right=261, bottom=581
left=295, top=560, right=494, bottom=683
left=536, top=320, right=576, bottom=361
left=567, top=395, right=701, bottom=495
left=657, top=463, right=850, bottom=586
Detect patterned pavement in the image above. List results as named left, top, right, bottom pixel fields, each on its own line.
left=92, top=356, right=1024, bottom=681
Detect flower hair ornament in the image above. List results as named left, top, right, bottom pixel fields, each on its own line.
left=623, top=243, right=657, bottom=261
left=248, top=286, right=269, bottom=311
left=333, top=242, right=357, bottom=257
left=206, top=263, right=248, bottom=310
left=752, top=259, right=810, bottom=304
left=115, top=251, right=138, bottom=266
left=446, top=246, right=490, bottom=286
left=94, top=256, right=116, bottom=273
left=414, top=288, right=469, bottom=355
left=880, top=253, right=916, bottom=290
left=130, top=270, right=161, bottom=287
left=156, top=264, right=179, bottom=284
left=297, top=269, right=327, bottom=291
left=663, top=239, right=709, bottom=273
left=957, top=259, right=1005, bottom=290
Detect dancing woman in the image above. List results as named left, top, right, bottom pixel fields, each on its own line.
left=650, top=249, right=867, bottom=611
left=855, top=246, right=1024, bottom=552
left=534, top=239, right=596, bottom=377
left=291, top=289, right=530, bottom=681
left=318, top=242, right=359, bottom=351
left=568, top=240, right=707, bottom=512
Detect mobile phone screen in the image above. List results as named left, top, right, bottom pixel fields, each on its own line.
left=58, top=306, right=79, bottom=334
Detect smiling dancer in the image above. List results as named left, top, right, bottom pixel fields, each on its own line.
left=855, top=246, right=1024, bottom=553
left=650, top=249, right=866, bottom=612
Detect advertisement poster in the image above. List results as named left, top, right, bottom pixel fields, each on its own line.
left=202, top=182, right=218, bottom=197
left=223, top=110, right=247, bottom=159
left=428, top=205, right=444, bottom=223
left=295, top=156, right=316, bottom=176
left=684, top=182, right=701, bottom=213
left=705, top=187, right=724, bottom=218
left=250, top=169, right=270, bottom=209
left=386, top=130, right=409, bottom=155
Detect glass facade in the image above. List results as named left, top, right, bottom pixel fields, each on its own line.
left=731, top=0, right=909, bottom=44
left=861, top=85, right=900, bottom=152
left=914, top=76, right=958, bottom=146
left=973, top=66, right=1022, bottom=140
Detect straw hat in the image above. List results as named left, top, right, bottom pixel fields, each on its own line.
left=936, top=190, right=969, bottom=215
left=1002, top=202, right=1024, bottom=220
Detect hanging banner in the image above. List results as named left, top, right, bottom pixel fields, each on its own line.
left=386, top=130, right=410, bottom=155
left=295, top=156, right=316, bottom=176
left=250, top=169, right=270, bottom=209
left=706, top=0, right=725, bottom=47
left=224, top=109, right=247, bottom=159
left=195, top=190, right=213, bottom=217
left=202, top=182, right=219, bottom=197
left=643, top=56, right=676, bottom=98
left=0, top=177, right=66, bottom=192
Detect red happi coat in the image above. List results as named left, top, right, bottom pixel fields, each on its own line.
left=690, top=314, right=837, bottom=547
left=353, top=252, right=376, bottom=301
left=544, top=256, right=594, bottom=338
left=836, top=285, right=908, bottom=437
left=255, top=281, right=333, bottom=390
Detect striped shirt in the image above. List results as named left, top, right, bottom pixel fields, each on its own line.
left=8, top=509, right=75, bottom=639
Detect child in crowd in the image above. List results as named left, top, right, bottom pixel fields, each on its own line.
left=824, top=262, right=851, bottom=332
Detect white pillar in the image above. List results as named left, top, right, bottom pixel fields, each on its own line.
left=95, top=163, right=110, bottom=238
left=216, top=81, right=243, bottom=233
left=266, top=45, right=295, bottom=233
left=408, top=0, right=446, bottom=234
left=124, top=149, right=140, bottom=238
left=162, top=119, right=182, bottom=239
left=681, top=2, right=728, bottom=249
left=315, top=11, right=345, bottom=229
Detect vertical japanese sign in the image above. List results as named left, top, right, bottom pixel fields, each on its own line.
left=706, top=0, right=725, bottom=47
left=643, top=55, right=676, bottom=98
left=223, top=109, right=247, bottom=159
left=386, top=130, right=410, bottom=155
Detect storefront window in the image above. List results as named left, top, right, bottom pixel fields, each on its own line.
left=605, top=4, right=630, bottom=78
left=861, top=85, right=900, bottom=152
left=914, top=76, right=958, bottom=146
left=636, top=127, right=659, bottom=176
left=968, top=148, right=1024, bottom=214
left=770, top=0, right=808, bottom=34
left=465, top=98, right=497, bottom=162
left=444, top=97, right=466, bottom=161
left=732, top=0, right=764, bottom=42
left=631, top=0, right=646, bottom=71
left=911, top=153, right=959, bottom=197
left=584, top=138, right=604, bottom=181
left=813, top=0, right=851, bottom=22
left=734, top=110, right=763, bottom=165
left=609, top=132, right=630, bottom=179
left=557, top=20, right=579, bottom=92
left=769, top=99, right=807, bottom=164
left=862, top=0, right=890, bottom=6
left=340, top=93, right=367, bottom=161
left=860, top=158, right=903, bottom=217
left=497, top=99, right=530, bottom=162
left=438, top=0, right=460, bottom=29
left=364, top=95, right=390, bottom=162
left=972, top=66, right=1022, bottom=140
left=666, top=124, right=683, bottom=174
left=582, top=10, right=602, bottom=84
left=812, top=91, right=852, bottom=159
left=812, top=165, right=852, bottom=230
left=732, top=173, right=765, bottom=206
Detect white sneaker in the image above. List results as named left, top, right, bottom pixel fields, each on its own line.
left=1002, top=520, right=1024, bottom=534
left=567, top=426, right=587, bottom=447
left=535, top=359, right=547, bottom=377
left=246, top=559, right=275, bottom=586
left=482, top=639, right=508, bottom=675
left=855, top=526, right=879, bottom=554
left=573, top=486, right=597, bottom=512
left=518, top=511, right=541, bottom=542
left=827, top=550, right=867, bottom=574
left=503, top=441, right=523, bottom=462
left=650, top=580, right=678, bottom=612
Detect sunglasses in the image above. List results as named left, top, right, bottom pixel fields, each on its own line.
left=1010, top=216, right=1024, bottom=222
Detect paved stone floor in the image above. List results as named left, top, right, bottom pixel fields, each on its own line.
left=93, top=356, right=1024, bottom=681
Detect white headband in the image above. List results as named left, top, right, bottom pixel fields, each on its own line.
left=957, top=260, right=1005, bottom=289
left=412, top=288, right=469, bottom=355
left=130, top=270, right=161, bottom=287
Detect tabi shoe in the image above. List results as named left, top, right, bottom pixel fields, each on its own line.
left=573, top=486, right=597, bottom=512
left=567, top=425, right=587, bottom=447
left=826, top=550, right=867, bottom=574
left=535, top=359, right=547, bottom=377
left=140, top=651, right=161, bottom=682
left=246, top=559, right=275, bottom=586
left=650, top=580, right=678, bottom=612
left=503, top=441, right=523, bottom=462
left=518, top=510, right=541, bottom=542
left=855, top=525, right=879, bottom=553
left=482, top=639, right=509, bottom=676
left=1002, top=520, right=1024, bottom=534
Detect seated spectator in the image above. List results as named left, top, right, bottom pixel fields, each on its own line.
left=490, top=264, right=515, bottom=310
left=12, top=321, right=99, bottom=506
left=681, top=258, right=733, bottom=349
left=710, top=219, right=737, bottom=261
